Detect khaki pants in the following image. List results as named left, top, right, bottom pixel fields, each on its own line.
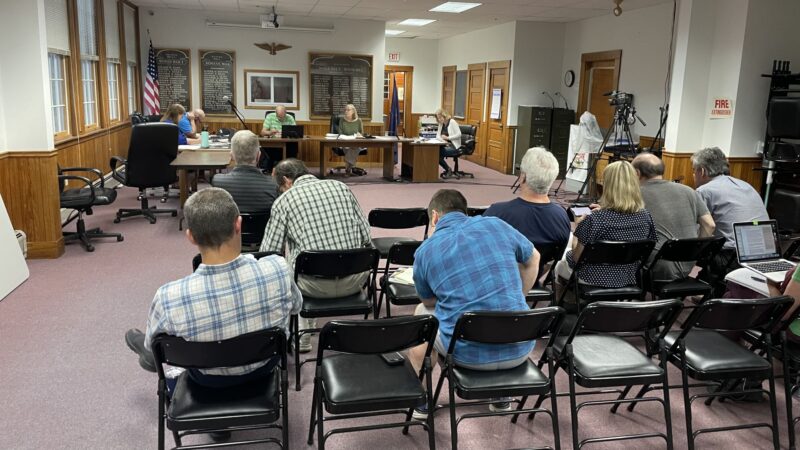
left=297, top=272, right=370, bottom=330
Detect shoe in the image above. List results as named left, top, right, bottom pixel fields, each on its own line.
left=298, top=333, right=313, bottom=353
left=352, top=167, right=366, bottom=176
left=440, top=171, right=454, bottom=179
left=412, top=405, right=429, bottom=420
left=489, top=400, right=512, bottom=413
left=209, top=431, right=232, bottom=442
left=125, top=328, right=157, bottom=373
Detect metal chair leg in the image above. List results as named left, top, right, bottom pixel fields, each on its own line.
left=610, top=385, right=632, bottom=414
left=307, top=376, right=319, bottom=445
left=679, top=346, right=695, bottom=450
left=661, top=345, right=674, bottom=450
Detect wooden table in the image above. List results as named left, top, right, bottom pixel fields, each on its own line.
left=316, top=137, right=401, bottom=180
left=400, top=141, right=442, bottom=183
left=170, top=151, right=232, bottom=207
left=258, top=137, right=308, bottom=161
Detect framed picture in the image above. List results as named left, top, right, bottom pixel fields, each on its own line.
left=244, top=69, right=299, bottom=110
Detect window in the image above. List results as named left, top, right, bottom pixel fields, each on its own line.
left=77, top=0, right=100, bottom=128
left=48, top=53, right=69, bottom=136
left=123, top=3, right=139, bottom=115
left=127, top=63, right=137, bottom=114
left=81, top=60, right=98, bottom=126
left=107, top=62, right=120, bottom=121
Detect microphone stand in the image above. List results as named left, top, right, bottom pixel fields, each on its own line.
left=227, top=99, right=247, bottom=129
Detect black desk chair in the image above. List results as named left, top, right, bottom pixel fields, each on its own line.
left=110, top=122, right=178, bottom=224
left=444, top=125, right=477, bottom=179
left=629, top=297, right=792, bottom=450
left=308, top=315, right=439, bottom=449
left=290, top=248, right=381, bottom=391
left=328, top=114, right=367, bottom=175
left=646, top=236, right=725, bottom=304
left=432, top=308, right=564, bottom=450
left=151, top=328, right=289, bottom=450
left=377, top=241, right=423, bottom=318
left=529, top=300, right=683, bottom=449
left=559, top=240, right=655, bottom=313
left=241, top=211, right=271, bottom=251
left=59, top=166, right=123, bottom=252
left=368, top=207, right=429, bottom=258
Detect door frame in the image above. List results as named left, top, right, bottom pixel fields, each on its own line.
left=483, top=60, right=512, bottom=173
left=577, top=50, right=622, bottom=118
left=384, top=65, right=414, bottom=136
left=464, top=62, right=486, bottom=165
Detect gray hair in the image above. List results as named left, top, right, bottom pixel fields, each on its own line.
left=231, top=130, right=260, bottom=165
left=273, top=158, right=310, bottom=185
left=520, top=147, right=559, bottom=194
left=691, top=147, right=730, bottom=177
left=184, top=187, right=240, bottom=249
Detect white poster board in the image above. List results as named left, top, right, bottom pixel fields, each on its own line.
left=0, top=194, right=29, bottom=302
left=490, top=88, right=502, bottom=119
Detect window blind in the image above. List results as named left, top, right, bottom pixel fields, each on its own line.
left=44, top=0, right=70, bottom=55
left=123, top=5, right=137, bottom=64
left=77, top=0, right=98, bottom=60
left=104, top=0, right=120, bottom=62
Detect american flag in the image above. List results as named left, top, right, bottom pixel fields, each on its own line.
left=143, top=39, right=160, bottom=115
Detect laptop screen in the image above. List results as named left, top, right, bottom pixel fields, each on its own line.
left=734, top=221, right=781, bottom=262
left=281, top=125, right=304, bottom=138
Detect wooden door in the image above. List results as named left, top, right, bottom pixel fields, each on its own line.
left=441, top=66, right=456, bottom=112
left=484, top=60, right=511, bottom=173
left=578, top=50, right=621, bottom=131
left=464, top=63, right=486, bottom=165
left=384, top=66, right=413, bottom=136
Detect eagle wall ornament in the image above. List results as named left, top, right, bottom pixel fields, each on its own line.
left=255, top=42, right=292, bottom=55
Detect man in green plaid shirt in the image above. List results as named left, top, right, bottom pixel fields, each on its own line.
left=259, top=105, right=297, bottom=170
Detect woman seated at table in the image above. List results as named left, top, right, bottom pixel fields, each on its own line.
left=162, top=103, right=200, bottom=145
left=553, top=160, right=656, bottom=299
left=435, top=108, right=462, bottom=178
left=338, top=104, right=366, bottom=176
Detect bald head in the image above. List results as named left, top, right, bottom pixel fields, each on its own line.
left=631, top=152, right=664, bottom=181
left=276, top=105, right=286, bottom=119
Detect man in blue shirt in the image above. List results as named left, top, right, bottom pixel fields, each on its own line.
left=408, top=189, right=540, bottom=417
left=178, top=108, right=206, bottom=141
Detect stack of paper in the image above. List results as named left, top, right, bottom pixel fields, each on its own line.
left=389, top=267, right=415, bottom=286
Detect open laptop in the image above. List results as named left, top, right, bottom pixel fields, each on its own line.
left=281, top=125, right=304, bottom=138
left=734, top=220, right=796, bottom=283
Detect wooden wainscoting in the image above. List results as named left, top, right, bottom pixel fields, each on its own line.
left=56, top=123, right=132, bottom=187
left=662, top=151, right=764, bottom=194
left=662, top=151, right=693, bottom=185
left=729, top=156, right=764, bottom=194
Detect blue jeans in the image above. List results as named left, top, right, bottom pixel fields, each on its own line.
left=439, top=144, right=459, bottom=172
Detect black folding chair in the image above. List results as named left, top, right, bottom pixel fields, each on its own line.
left=368, top=207, right=429, bottom=258
left=628, top=297, right=792, bottom=450
left=151, top=328, right=289, bottom=450
left=308, top=315, right=439, bottom=449
left=645, top=236, right=725, bottom=304
left=377, top=241, right=423, bottom=318
left=241, top=211, right=271, bottom=250
left=290, top=248, right=381, bottom=391
left=192, top=251, right=280, bottom=273
left=432, top=308, right=565, bottom=450
left=559, top=240, right=655, bottom=312
left=526, top=300, right=683, bottom=449
left=466, top=206, right=488, bottom=217
left=526, top=241, right=568, bottom=308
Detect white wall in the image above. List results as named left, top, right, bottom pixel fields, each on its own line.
left=561, top=2, right=673, bottom=136
left=509, top=21, right=565, bottom=125
left=139, top=8, right=386, bottom=122
left=385, top=38, right=438, bottom=114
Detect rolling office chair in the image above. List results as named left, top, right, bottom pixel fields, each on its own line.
left=110, top=122, right=179, bottom=224
left=59, top=166, right=123, bottom=252
left=442, top=125, right=477, bottom=179
left=329, top=114, right=368, bottom=176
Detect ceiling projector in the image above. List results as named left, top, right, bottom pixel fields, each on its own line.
left=260, top=13, right=283, bottom=29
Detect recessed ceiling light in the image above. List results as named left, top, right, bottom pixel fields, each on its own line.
left=397, top=18, right=436, bottom=26
left=429, top=2, right=481, bottom=13
left=385, top=29, right=406, bottom=36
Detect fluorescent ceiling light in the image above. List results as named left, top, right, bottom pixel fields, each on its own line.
left=429, top=2, right=481, bottom=13
left=398, top=18, right=436, bottom=26
left=385, top=29, right=406, bottom=36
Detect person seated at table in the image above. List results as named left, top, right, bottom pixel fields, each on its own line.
left=211, top=130, right=277, bottom=214
left=179, top=108, right=206, bottom=140
left=162, top=104, right=199, bottom=145
left=259, top=105, right=297, bottom=172
left=337, top=104, right=366, bottom=177
left=435, top=108, right=462, bottom=178
left=553, top=161, right=656, bottom=298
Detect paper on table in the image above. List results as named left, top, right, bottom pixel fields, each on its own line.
left=178, top=144, right=202, bottom=150
left=417, top=138, right=445, bottom=144
left=389, top=267, right=415, bottom=286
left=337, top=135, right=357, bottom=140
left=374, top=135, right=399, bottom=141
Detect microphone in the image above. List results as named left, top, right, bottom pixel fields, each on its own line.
left=554, top=92, right=569, bottom=110
left=541, top=91, right=555, bottom=109
left=223, top=95, right=233, bottom=105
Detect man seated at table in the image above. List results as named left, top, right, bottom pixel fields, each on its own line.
left=260, top=158, right=372, bottom=352
left=212, top=130, right=277, bottom=214
left=632, top=152, right=715, bottom=281
left=407, top=189, right=540, bottom=418
left=485, top=147, right=570, bottom=266
left=178, top=108, right=206, bottom=141
left=259, top=105, right=297, bottom=172
left=124, top=188, right=302, bottom=385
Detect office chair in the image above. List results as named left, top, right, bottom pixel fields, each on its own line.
left=444, top=125, right=477, bottom=179
left=328, top=114, right=368, bottom=176
left=110, top=122, right=179, bottom=224
left=59, top=166, right=123, bottom=252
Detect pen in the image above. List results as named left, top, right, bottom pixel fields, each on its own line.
left=751, top=276, right=766, bottom=283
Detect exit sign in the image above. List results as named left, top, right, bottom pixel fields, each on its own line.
left=710, top=97, right=733, bottom=119
left=388, top=52, right=401, bottom=63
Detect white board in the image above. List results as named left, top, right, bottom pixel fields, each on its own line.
left=0, top=194, right=29, bottom=302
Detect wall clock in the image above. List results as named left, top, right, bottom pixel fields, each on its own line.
left=564, top=70, right=575, bottom=88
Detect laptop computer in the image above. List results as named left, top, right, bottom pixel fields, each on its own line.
left=733, top=220, right=796, bottom=283
left=281, top=125, right=304, bottom=138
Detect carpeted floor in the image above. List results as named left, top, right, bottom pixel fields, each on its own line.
left=0, top=159, right=792, bottom=449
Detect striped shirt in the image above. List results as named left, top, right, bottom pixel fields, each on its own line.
left=212, top=165, right=278, bottom=213
left=144, top=254, right=302, bottom=376
left=262, top=112, right=296, bottom=132
left=260, top=174, right=371, bottom=268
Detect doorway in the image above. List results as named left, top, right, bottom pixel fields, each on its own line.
left=465, top=62, right=486, bottom=166
left=484, top=60, right=511, bottom=173
left=384, top=65, right=413, bottom=136
left=578, top=50, right=622, bottom=130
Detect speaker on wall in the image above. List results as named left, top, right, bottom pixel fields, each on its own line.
left=769, top=97, right=800, bottom=138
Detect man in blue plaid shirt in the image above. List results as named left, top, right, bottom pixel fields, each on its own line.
left=125, top=188, right=302, bottom=388
left=408, top=189, right=540, bottom=417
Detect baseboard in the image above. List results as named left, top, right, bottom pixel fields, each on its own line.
left=27, top=238, right=65, bottom=259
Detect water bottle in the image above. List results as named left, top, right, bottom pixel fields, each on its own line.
left=200, top=130, right=210, bottom=148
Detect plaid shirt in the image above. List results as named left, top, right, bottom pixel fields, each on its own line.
left=262, top=112, right=296, bottom=132
left=259, top=174, right=372, bottom=267
left=413, top=213, right=535, bottom=365
left=144, top=254, right=302, bottom=376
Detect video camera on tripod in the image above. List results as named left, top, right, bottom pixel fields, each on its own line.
left=607, top=90, right=634, bottom=108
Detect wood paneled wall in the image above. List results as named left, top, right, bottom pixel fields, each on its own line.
left=204, top=119, right=387, bottom=167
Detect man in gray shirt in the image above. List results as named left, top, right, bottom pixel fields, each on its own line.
left=632, top=153, right=715, bottom=281
left=212, top=130, right=278, bottom=213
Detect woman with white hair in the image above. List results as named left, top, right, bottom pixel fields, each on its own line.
left=338, top=104, right=366, bottom=176
left=435, top=108, right=462, bottom=178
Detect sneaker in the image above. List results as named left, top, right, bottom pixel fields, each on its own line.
left=298, top=333, right=313, bottom=353
left=125, top=328, right=157, bottom=373
left=489, top=401, right=512, bottom=413
left=412, top=405, right=429, bottom=420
